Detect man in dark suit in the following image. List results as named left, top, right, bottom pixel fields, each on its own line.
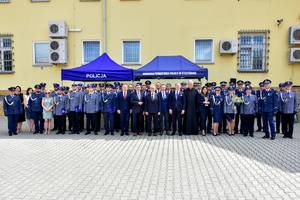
left=142, top=84, right=150, bottom=132
left=145, top=85, right=161, bottom=136
left=159, top=84, right=170, bottom=135
left=117, top=84, right=132, bottom=136
left=169, top=83, right=186, bottom=136
left=130, top=84, right=145, bottom=136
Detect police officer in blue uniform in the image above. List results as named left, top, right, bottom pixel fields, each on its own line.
left=244, top=81, right=256, bottom=95
left=256, top=82, right=265, bottom=132
left=210, top=86, right=224, bottom=136
left=51, top=83, right=59, bottom=131
left=276, top=83, right=285, bottom=134
left=181, top=81, right=187, bottom=92
left=3, top=87, right=23, bottom=136
left=229, top=82, right=236, bottom=90
left=77, top=82, right=86, bottom=132
left=40, top=83, right=46, bottom=94
left=220, top=81, right=228, bottom=133
left=67, top=83, right=82, bottom=134
left=63, top=86, right=72, bottom=131
left=260, top=79, right=278, bottom=140
left=234, top=80, right=245, bottom=134
left=279, top=81, right=298, bottom=139
left=53, top=86, right=68, bottom=134
left=112, top=85, right=120, bottom=132
left=98, top=83, right=105, bottom=129
left=103, top=84, right=117, bottom=135
left=209, top=82, right=216, bottom=96
left=84, top=84, right=100, bottom=135
left=223, top=86, right=236, bottom=136
left=241, top=86, right=258, bottom=137
left=28, top=84, right=45, bottom=134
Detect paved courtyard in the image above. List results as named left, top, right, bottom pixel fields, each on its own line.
left=0, top=116, right=299, bottom=200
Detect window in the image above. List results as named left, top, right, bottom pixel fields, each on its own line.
left=33, top=41, right=51, bottom=66
left=194, top=39, right=214, bottom=64
left=82, top=40, right=101, bottom=64
left=122, top=40, right=141, bottom=65
left=31, top=0, right=50, bottom=1
left=238, top=30, right=270, bottom=72
left=0, top=35, right=13, bottom=73
left=0, top=0, right=10, bottom=3
left=80, top=0, right=100, bottom=1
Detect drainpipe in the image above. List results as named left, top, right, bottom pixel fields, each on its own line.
left=103, top=0, right=106, bottom=53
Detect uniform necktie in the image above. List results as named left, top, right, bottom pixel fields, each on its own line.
left=152, top=93, right=154, bottom=102
left=124, top=91, right=126, bottom=100
left=90, top=94, right=92, bottom=98
left=163, top=92, right=165, bottom=100
left=176, top=91, right=178, bottom=99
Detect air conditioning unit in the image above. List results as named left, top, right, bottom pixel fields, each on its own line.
left=219, top=40, right=238, bottom=55
left=48, top=21, right=68, bottom=38
left=289, top=26, right=300, bottom=46
left=288, top=48, right=300, bottom=64
left=49, top=39, right=68, bottom=64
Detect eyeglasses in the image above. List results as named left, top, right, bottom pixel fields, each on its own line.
left=45, top=93, right=50, bottom=94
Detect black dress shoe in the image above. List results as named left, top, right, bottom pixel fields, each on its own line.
left=111, top=132, right=114, bottom=135
left=9, top=133, right=12, bottom=136
left=243, top=134, right=247, bottom=137
left=77, top=132, right=80, bottom=134
left=56, top=132, right=61, bottom=134
left=289, top=136, right=293, bottom=139
left=62, top=132, right=65, bottom=134
left=69, top=132, right=74, bottom=135
left=13, top=132, right=18, bottom=135
left=171, top=132, right=175, bottom=136
left=250, top=134, right=254, bottom=137
left=125, top=132, right=129, bottom=135
left=94, top=132, right=98, bottom=135
left=179, top=133, right=182, bottom=136
left=262, top=135, right=270, bottom=138
left=148, top=133, right=152, bottom=136
left=270, top=137, right=275, bottom=140
left=121, top=132, right=124, bottom=136
left=283, top=135, right=288, bottom=138
left=116, top=129, right=119, bottom=132
left=276, top=130, right=280, bottom=133
left=84, top=132, right=91, bottom=135
left=104, top=132, right=109, bottom=135
left=229, top=134, right=232, bottom=136
left=40, top=131, right=43, bottom=134
left=33, top=131, right=38, bottom=134
left=256, top=129, right=261, bottom=132
left=80, top=129, right=83, bottom=132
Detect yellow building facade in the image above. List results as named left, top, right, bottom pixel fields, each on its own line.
left=0, top=0, right=300, bottom=92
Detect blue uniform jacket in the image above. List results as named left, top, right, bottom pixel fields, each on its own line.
left=240, top=94, right=258, bottom=115
left=53, top=95, right=68, bottom=116
left=145, top=92, right=161, bottom=113
left=3, top=95, right=23, bottom=115
left=84, top=93, right=99, bottom=114
left=28, top=92, right=45, bottom=112
left=102, top=92, right=117, bottom=113
left=168, top=90, right=186, bottom=112
left=117, top=91, right=132, bottom=111
left=68, top=90, right=83, bottom=111
left=260, top=88, right=278, bottom=113
left=210, top=94, right=224, bottom=114
left=223, top=94, right=235, bottom=114
left=130, top=91, right=145, bottom=114
left=158, top=91, right=170, bottom=112
left=279, top=90, right=298, bottom=114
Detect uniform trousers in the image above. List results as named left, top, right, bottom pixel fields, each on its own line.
left=282, top=113, right=294, bottom=137
left=56, top=115, right=66, bottom=133
left=7, top=114, right=19, bottom=133
left=70, top=111, right=80, bottom=133
left=172, top=109, right=183, bottom=133
left=120, top=109, right=130, bottom=133
left=243, top=114, right=255, bottom=136
left=160, top=110, right=169, bottom=132
left=147, top=113, right=158, bottom=133
left=86, top=113, right=98, bottom=133
left=133, top=112, right=143, bottom=133
left=33, top=111, right=44, bottom=132
left=262, top=112, right=275, bottom=137
left=104, top=112, right=114, bottom=132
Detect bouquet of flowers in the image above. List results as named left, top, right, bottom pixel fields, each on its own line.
left=232, top=96, right=244, bottom=106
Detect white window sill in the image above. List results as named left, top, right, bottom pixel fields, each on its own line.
left=33, top=64, right=53, bottom=66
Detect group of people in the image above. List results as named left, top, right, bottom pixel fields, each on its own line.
left=3, top=79, right=298, bottom=140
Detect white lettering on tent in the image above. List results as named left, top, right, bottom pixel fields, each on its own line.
left=142, top=72, right=196, bottom=76
left=86, top=74, right=107, bottom=78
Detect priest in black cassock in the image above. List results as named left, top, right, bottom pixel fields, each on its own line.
left=183, top=80, right=198, bottom=135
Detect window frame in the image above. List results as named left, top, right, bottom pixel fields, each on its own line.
left=194, top=38, right=214, bottom=64
left=81, top=40, right=101, bottom=65
left=32, top=41, right=52, bottom=66
left=122, top=39, right=141, bottom=65
left=30, top=0, right=50, bottom=2
left=0, top=36, right=13, bottom=73
left=0, top=0, right=10, bottom=3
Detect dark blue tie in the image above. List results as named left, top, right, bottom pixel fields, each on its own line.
left=176, top=91, right=178, bottom=99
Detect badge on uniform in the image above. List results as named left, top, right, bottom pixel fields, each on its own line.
left=109, top=106, right=114, bottom=113
left=61, top=108, right=66, bottom=115
left=75, top=106, right=79, bottom=113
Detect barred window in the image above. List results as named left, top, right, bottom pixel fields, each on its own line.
left=122, top=40, right=141, bottom=65
left=0, top=34, right=13, bottom=73
left=238, top=30, right=270, bottom=73
left=82, top=40, right=101, bottom=64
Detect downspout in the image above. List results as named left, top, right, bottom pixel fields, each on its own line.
left=103, top=0, right=106, bottom=53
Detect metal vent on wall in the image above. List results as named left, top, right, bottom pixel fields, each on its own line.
left=222, top=42, right=231, bottom=51
left=49, top=24, right=59, bottom=34
left=293, top=50, right=300, bottom=59
left=51, top=52, right=59, bottom=61
left=50, top=41, right=59, bottom=50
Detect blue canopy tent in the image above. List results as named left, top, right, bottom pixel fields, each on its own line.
left=61, top=53, right=133, bottom=81
left=133, top=55, right=208, bottom=81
